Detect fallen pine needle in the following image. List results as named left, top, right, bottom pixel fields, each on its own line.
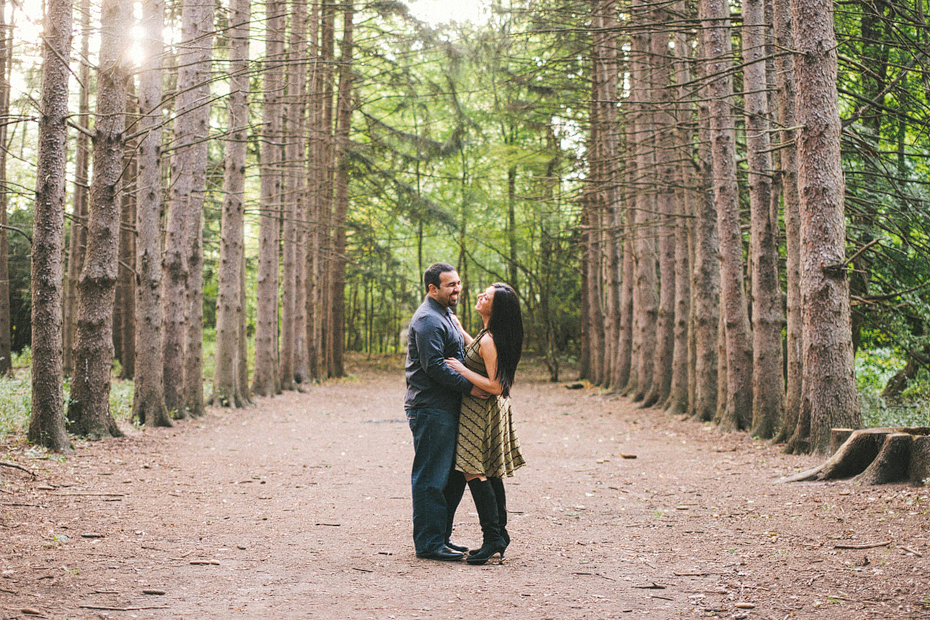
left=79, top=605, right=169, bottom=611
left=834, top=541, right=891, bottom=550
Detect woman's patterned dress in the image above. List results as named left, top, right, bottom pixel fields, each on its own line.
left=454, top=329, right=525, bottom=477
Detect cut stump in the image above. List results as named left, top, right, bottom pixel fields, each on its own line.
left=779, top=427, right=930, bottom=485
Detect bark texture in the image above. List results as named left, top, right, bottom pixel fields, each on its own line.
left=63, top=0, right=91, bottom=378
left=253, top=0, right=286, bottom=396
left=772, top=0, right=801, bottom=444
left=67, top=0, right=130, bottom=439
left=116, top=97, right=136, bottom=381
left=689, top=35, right=720, bottom=422
left=212, top=0, right=251, bottom=408
left=744, top=0, right=784, bottom=438
left=0, top=0, right=11, bottom=376
left=782, top=428, right=930, bottom=485
left=132, top=0, right=171, bottom=427
left=163, top=0, right=208, bottom=415
left=643, top=9, right=676, bottom=408
left=665, top=7, right=694, bottom=416
left=701, top=0, right=752, bottom=430
left=181, top=0, right=214, bottom=418
left=626, top=0, right=658, bottom=400
left=280, top=0, right=309, bottom=390
left=790, top=0, right=861, bottom=453
left=27, top=0, right=73, bottom=451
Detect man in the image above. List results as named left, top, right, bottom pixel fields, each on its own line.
left=405, top=262, right=482, bottom=561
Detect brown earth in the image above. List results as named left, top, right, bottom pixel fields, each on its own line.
left=1, top=356, right=929, bottom=619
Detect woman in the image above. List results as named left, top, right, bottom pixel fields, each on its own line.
left=446, top=282, right=525, bottom=565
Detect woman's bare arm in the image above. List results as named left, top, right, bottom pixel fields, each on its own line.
left=445, top=333, right=502, bottom=395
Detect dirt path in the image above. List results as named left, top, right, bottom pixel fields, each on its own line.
left=2, top=358, right=929, bottom=619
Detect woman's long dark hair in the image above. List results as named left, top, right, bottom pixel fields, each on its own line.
left=486, top=283, right=523, bottom=398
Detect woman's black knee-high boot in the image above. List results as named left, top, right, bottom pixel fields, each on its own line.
left=443, top=471, right=468, bottom=552
left=466, top=478, right=507, bottom=565
left=487, top=477, right=509, bottom=550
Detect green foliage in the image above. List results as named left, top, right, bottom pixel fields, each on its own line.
left=344, top=2, right=587, bottom=365
left=0, top=371, right=31, bottom=435
left=855, top=348, right=902, bottom=394
left=0, top=369, right=137, bottom=436
left=857, top=348, right=930, bottom=428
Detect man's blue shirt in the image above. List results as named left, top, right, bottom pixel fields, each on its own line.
left=404, top=296, right=473, bottom=411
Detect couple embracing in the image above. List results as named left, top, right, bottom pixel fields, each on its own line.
left=404, top=262, right=525, bottom=564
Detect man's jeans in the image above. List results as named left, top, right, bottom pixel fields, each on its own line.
left=407, top=406, right=458, bottom=554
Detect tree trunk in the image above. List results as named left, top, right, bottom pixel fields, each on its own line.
left=117, top=89, right=136, bottom=381
left=593, top=0, right=622, bottom=390
left=253, top=0, right=286, bottom=396
left=63, top=0, right=91, bottom=378
left=319, top=2, right=336, bottom=376
left=28, top=0, right=73, bottom=451
left=790, top=0, right=861, bottom=453
left=612, top=118, right=635, bottom=390
left=701, top=0, right=753, bottom=430
left=327, top=0, right=354, bottom=379
left=280, top=0, right=309, bottom=390
left=628, top=0, right=658, bottom=402
left=184, top=212, right=205, bottom=416
left=305, top=0, right=322, bottom=383
left=772, top=0, right=801, bottom=444
left=163, top=0, right=209, bottom=415
left=0, top=0, right=11, bottom=376
left=133, top=0, right=171, bottom=428
left=690, top=32, right=720, bottom=423
left=238, top=246, right=251, bottom=403
left=67, top=0, right=130, bottom=439
left=643, top=6, right=676, bottom=408
left=181, top=0, right=214, bottom=418
left=744, top=0, right=784, bottom=438
left=212, top=0, right=250, bottom=408
left=665, top=7, right=694, bottom=417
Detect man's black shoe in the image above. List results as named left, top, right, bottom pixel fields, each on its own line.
left=445, top=540, right=469, bottom=553
left=416, top=547, right=464, bottom=561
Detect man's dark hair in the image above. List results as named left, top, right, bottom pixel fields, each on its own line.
left=424, top=262, right=456, bottom=292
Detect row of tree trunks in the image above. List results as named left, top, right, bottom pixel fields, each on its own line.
left=23, top=0, right=367, bottom=444
left=579, top=0, right=860, bottom=455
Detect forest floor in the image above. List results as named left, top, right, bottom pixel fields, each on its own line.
left=1, top=355, right=929, bottom=620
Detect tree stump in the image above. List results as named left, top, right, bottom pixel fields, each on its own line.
left=779, top=427, right=930, bottom=485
